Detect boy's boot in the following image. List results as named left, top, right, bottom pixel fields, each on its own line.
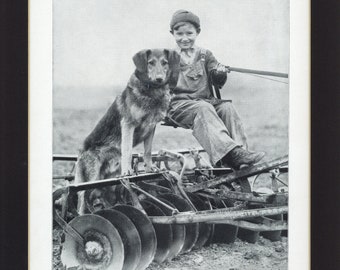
left=222, top=146, right=265, bottom=170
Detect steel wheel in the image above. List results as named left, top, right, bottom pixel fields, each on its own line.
left=113, top=204, right=157, bottom=270
left=210, top=198, right=239, bottom=244
left=61, top=214, right=124, bottom=270
left=187, top=193, right=213, bottom=249
left=234, top=177, right=261, bottom=243
left=140, top=200, right=173, bottom=263
left=95, top=209, right=142, bottom=270
left=152, top=197, right=186, bottom=261
left=159, top=193, right=199, bottom=254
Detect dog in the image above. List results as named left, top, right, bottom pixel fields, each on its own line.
left=74, top=49, right=180, bottom=214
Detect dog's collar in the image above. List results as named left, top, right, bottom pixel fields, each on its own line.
left=134, top=70, right=169, bottom=89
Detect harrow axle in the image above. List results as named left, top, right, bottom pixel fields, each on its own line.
left=53, top=152, right=289, bottom=270
left=148, top=206, right=288, bottom=225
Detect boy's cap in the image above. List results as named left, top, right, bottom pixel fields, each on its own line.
left=170, top=10, right=200, bottom=30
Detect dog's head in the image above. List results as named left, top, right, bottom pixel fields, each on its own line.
left=133, top=49, right=180, bottom=87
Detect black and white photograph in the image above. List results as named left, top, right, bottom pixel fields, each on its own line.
left=29, top=0, right=309, bottom=269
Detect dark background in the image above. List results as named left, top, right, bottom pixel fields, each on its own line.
left=311, top=0, right=340, bottom=269
left=0, top=0, right=339, bottom=269
left=0, top=1, right=28, bottom=269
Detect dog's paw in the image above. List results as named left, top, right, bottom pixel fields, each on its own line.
left=121, top=169, right=133, bottom=177
left=77, top=208, right=86, bottom=216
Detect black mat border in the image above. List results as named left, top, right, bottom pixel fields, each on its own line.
left=311, top=0, right=340, bottom=269
left=0, top=0, right=339, bottom=269
left=0, top=0, right=28, bottom=269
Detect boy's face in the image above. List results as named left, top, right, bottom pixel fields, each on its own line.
left=172, top=22, right=198, bottom=50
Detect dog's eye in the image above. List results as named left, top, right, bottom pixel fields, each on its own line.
left=148, top=60, right=155, bottom=66
left=161, top=60, right=168, bottom=66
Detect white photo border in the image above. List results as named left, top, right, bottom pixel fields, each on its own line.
left=29, top=0, right=310, bottom=269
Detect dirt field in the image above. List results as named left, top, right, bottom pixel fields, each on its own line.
left=146, top=237, right=288, bottom=270
left=53, top=73, right=289, bottom=269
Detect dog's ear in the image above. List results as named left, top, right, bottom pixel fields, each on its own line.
left=133, top=49, right=151, bottom=73
left=164, top=49, right=181, bottom=69
left=164, top=49, right=181, bottom=89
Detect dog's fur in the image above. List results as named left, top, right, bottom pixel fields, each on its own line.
left=75, top=49, right=180, bottom=214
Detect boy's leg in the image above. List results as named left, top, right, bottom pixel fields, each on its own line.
left=214, top=101, right=249, bottom=150
left=213, top=101, right=266, bottom=168
left=168, top=100, right=239, bottom=164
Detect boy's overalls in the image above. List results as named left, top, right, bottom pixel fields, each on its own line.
left=168, top=47, right=248, bottom=164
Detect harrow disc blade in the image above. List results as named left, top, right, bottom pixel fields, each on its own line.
left=215, top=178, right=259, bottom=244
left=187, top=193, right=214, bottom=249
left=140, top=200, right=173, bottom=264
left=281, top=213, right=288, bottom=237
left=159, top=193, right=199, bottom=254
left=260, top=214, right=283, bottom=242
left=213, top=223, right=239, bottom=244
left=153, top=197, right=186, bottom=261
left=210, top=199, right=239, bottom=244
left=95, top=209, right=142, bottom=270
left=203, top=198, right=215, bottom=247
left=237, top=227, right=260, bottom=243
left=61, top=214, right=124, bottom=270
left=237, top=204, right=260, bottom=244
left=113, top=205, right=157, bottom=270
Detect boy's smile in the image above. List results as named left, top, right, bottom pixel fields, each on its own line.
left=172, top=23, right=198, bottom=50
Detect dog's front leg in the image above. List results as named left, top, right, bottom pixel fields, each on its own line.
left=121, top=119, right=135, bottom=175
left=74, top=160, right=87, bottom=215
left=144, top=125, right=156, bottom=172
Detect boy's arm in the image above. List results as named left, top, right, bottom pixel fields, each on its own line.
left=205, top=50, right=228, bottom=87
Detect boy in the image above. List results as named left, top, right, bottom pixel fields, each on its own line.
left=167, top=10, right=265, bottom=169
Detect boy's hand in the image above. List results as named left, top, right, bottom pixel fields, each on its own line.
left=216, top=64, right=230, bottom=73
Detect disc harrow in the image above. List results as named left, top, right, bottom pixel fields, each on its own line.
left=53, top=149, right=288, bottom=270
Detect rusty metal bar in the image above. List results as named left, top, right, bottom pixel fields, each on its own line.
left=210, top=219, right=288, bottom=231
left=229, top=67, right=288, bottom=78
left=52, top=153, right=171, bottom=163
left=53, top=154, right=78, bottom=161
left=274, top=175, right=288, bottom=187
left=205, top=189, right=288, bottom=205
left=138, top=181, right=171, bottom=193
left=53, top=188, right=84, bottom=246
left=193, top=204, right=247, bottom=214
left=264, top=193, right=288, bottom=206
left=195, top=165, right=287, bottom=176
left=119, top=179, right=147, bottom=214
left=185, top=155, right=288, bottom=193
left=53, top=210, right=84, bottom=246
left=148, top=206, right=288, bottom=224
left=62, top=172, right=165, bottom=192
left=53, top=175, right=75, bottom=181
left=53, top=148, right=205, bottom=163
left=130, top=183, right=179, bottom=214
left=213, top=190, right=270, bottom=203
left=279, top=165, right=288, bottom=173
left=195, top=167, right=233, bottom=176
left=162, top=171, right=198, bottom=211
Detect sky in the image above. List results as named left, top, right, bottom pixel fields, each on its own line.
left=53, top=0, right=289, bottom=88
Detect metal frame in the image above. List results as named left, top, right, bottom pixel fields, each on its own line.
left=53, top=152, right=288, bottom=232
